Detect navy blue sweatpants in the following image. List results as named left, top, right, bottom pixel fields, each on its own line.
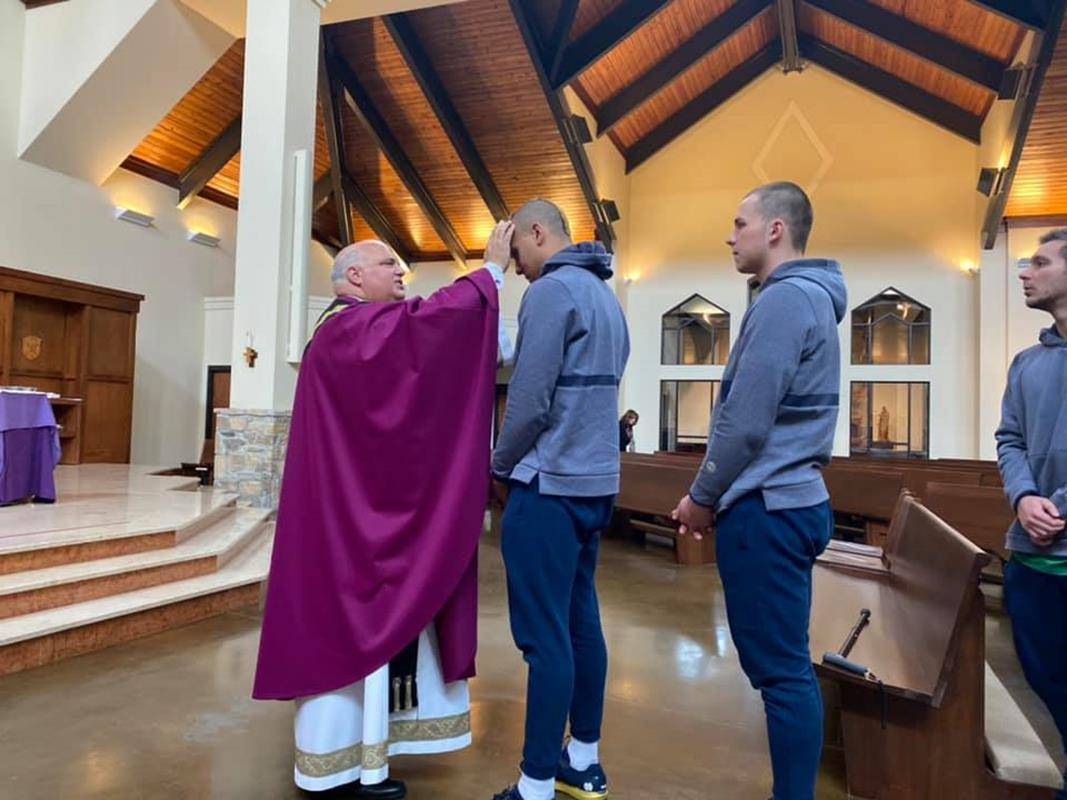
left=501, top=479, right=615, bottom=781
left=1005, top=558, right=1067, bottom=799
left=716, top=492, right=832, bottom=800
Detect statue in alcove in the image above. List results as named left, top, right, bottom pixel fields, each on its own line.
left=877, top=405, right=891, bottom=443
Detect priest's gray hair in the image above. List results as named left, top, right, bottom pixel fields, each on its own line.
left=330, top=240, right=394, bottom=284
left=512, top=198, right=571, bottom=239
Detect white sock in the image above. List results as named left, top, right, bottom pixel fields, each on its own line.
left=517, top=772, right=555, bottom=800
left=567, top=737, right=599, bottom=771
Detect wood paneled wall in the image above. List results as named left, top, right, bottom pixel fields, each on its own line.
left=0, top=267, right=143, bottom=464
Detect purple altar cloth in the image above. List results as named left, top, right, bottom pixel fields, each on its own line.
left=0, top=393, right=61, bottom=505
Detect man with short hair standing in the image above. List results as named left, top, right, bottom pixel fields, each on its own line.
left=997, top=228, right=1067, bottom=799
left=489, top=199, right=629, bottom=800
left=672, top=182, right=847, bottom=800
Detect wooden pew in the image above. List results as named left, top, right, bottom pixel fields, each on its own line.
left=822, top=465, right=902, bottom=544
left=616, top=454, right=715, bottom=565
left=922, top=482, right=1014, bottom=561
left=811, top=494, right=1062, bottom=798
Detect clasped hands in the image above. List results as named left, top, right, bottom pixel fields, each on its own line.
left=670, top=494, right=714, bottom=540
left=1017, top=495, right=1065, bottom=547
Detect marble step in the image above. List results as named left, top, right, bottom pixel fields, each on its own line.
left=0, top=508, right=272, bottom=619
left=0, top=488, right=238, bottom=576
left=0, top=526, right=273, bottom=677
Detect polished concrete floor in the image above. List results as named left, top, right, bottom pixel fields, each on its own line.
left=0, top=530, right=1058, bottom=799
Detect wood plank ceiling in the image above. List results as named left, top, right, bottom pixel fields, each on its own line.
left=123, top=0, right=602, bottom=262
left=120, top=0, right=1067, bottom=255
left=1006, top=15, right=1067, bottom=218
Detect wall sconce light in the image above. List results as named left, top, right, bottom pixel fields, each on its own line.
left=187, top=230, right=221, bottom=248
left=977, top=167, right=1006, bottom=197
left=960, top=259, right=979, bottom=276
left=623, top=276, right=637, bottom=286
left=115, top=207, right=154, bottom=227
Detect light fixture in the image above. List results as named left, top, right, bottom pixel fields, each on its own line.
left=114, top=207, right=154, bottom=227
left=187, top=230, right=221, bottom=248
left=960, top=259, right=979, bottom=275
left=623, top=276, right=637, bottom=286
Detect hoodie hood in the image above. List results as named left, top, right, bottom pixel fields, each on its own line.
left=1039, top=325, right=1067, bottom=348
left=763, top=258, right=847, bottom=323
left=541, top=241, right=614, bottom=280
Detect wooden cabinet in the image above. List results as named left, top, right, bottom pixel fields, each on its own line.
left=0, top=267, right=143, bottom=464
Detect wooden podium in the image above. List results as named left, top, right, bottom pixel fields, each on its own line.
left=812, top=494, right=1060, bottom=799
left=0, top=267, right=143, bottom=464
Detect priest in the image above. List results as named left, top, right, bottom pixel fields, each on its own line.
left=254, top=226, right=514, bottom=799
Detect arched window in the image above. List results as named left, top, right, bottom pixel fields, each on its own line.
left=851, top=288, right=930, bottom=365
left=661, top=295, right=731, bottom=365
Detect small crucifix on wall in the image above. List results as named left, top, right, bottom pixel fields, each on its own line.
left=243, top=331, right=257, bottom=368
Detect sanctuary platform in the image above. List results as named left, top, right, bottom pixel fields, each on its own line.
left=0, top=465, right=271, bottom=676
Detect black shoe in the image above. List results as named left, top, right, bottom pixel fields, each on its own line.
left=489, top=787, right=522, bottom=800
left=310, top=779, right=407, bottom=799
left=354, top=780, right=407, bottom=799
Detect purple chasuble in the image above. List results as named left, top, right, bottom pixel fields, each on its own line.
left=253, top=268, right=498, bottom=700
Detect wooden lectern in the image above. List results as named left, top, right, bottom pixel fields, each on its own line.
left=812, top=493, right=1061, bottom=799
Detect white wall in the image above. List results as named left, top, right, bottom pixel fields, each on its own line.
left=620, top=66, right=982, bottom=459
left=3, top=0, right=239, bottom=466
left=19, top=0, right=233, bottom=184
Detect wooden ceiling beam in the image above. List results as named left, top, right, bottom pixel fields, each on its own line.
left=176, top=116, right=241, bottom=209
left=799, top=35, right=983, bottom=143
left=625, top=42, right=783, bottom=173
left=597, top=0, right=772, bottom=137
left=319, top=36, right=355, bottom=247
left=312, top=174, right=333, bottom=211
left=510, top=0, right=616, bottom=249
left=982, top=0, right=1067, bottom=247
left=552, top=0, right=673, bottom=89
left=777, top=0, right=803, bottom=73
left=342, top=173, right=414, bottom=266
left=806, top=0, right=1006, bottom=92
left=546, top=0, right=582, bottom=84
left=383, top=13, right=510, bottom=221
left=967, top=0, right=1049, bottom=31
left=325, top=36, right=467, bottom=269
left=122, top=156, right=238, bottom=210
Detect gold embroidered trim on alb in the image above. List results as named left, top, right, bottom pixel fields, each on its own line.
left=295, top=711, right=471, bottom=778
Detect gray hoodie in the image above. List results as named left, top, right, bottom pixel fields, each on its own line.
left=690, top=259, right=848, bottom=513
left=492, top=243, right=630, bottom=497
left=996, top=325, right=1067, bottom=556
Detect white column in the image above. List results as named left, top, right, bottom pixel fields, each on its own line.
left=977, top=228, right=1009, bottom=460
left=229, top=0, right=327, bottom=411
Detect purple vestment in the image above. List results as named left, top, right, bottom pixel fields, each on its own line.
left=253, top=268, right=498, bottom=700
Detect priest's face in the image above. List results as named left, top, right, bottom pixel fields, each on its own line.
left=355, top=245, right=406, bottom=302
left=728, top=194, right=772, bottom=276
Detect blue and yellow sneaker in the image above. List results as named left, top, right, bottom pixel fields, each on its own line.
left=555, top=749, right=609, bottom=800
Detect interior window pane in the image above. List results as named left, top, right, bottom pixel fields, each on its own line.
left=662, top=296, right=731, bottom=365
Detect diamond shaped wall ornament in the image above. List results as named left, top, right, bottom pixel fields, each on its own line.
left=752, top=101, right=833, bottom=196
